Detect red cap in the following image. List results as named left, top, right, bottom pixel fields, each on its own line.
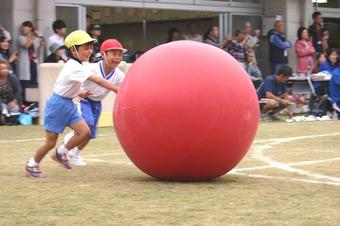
left=100, top=39, right=127, bottom=53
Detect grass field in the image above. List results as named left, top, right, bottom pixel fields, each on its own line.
left=1, top=121, right=340, bottom=226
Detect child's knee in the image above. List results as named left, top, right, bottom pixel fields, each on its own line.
left=45, top=140, right=57, bottom=149
left=80, top=128, right=91, bottom=139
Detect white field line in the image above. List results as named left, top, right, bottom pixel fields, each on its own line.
left=2, top=132, right=340, bottom=185
left=83, top=157, right=340, bottom=186
left=83, top=153, right=125, bottom=157
left=252, top=133, right=340, bottom=184
left=2, top=132, right=338, bottom=145
left=253, top=132, right=340, bottom=144
left=230, top=172, right=340, bottom=186
left=84, top=158, right=133, bottom=165
left=233, top=157, right=340, bottom=172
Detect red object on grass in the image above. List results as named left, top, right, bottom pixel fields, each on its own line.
left=113, top=41, right=259, bottom=181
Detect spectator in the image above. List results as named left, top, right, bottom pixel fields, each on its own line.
left=312, top=48, right=339, bottom=96
left=16, top=21, right=45, bottom=101
left=183, top=22, right=203, bottom=42
left=245, top=49, right=262, bottom=89
left=295, top=26, right=315, bottom=77
left=88, top=24, right=104, bottom=62
left=203, top=25, right=229, bottom=49
left=0, top=36, right=18, bottom=72
left=243, top=21, right=260, bottom=50
left=319, top=48, right=338, bottom=73
left=167, top=28, right=183, bottom=42
left=329, top=56, right=340, bottom=119
left=316, top=52, right=326, bottom=68
left=268, top=20, right=292, bottom=74
left=44, top=42, right=66, bottom=63
left=0, top=60, right=22, bottom=125
left=0, top=24, right=12, bottom=41
left=308, top=11, right=329, bottom=55
left=225, top=30, right=247, bottom=68
left=46, top=20, right=67, bottom=57
left=86, top=14, right=93, bottom=33
left=257, top=65, right=293, bottom=121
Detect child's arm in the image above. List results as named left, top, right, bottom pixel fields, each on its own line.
left=87, top=75, right=118, bottom=93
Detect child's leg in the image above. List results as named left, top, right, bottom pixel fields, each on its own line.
left=34, top=131, right=59, bottom=163
left=65, top=119, right=91, bottom=150
left=51, top=120, right=90, bottom=169
left=25, top=131, right=58, bottom=178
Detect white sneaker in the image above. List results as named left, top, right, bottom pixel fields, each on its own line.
left=64, top=132, right=87, bottom=166
left=67, top=149, right=87, bottom=166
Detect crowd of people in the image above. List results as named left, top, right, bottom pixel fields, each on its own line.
left=165, top=12, right=339, bottom=122
left=1, top=11, right=340, bottom=126
left=0, top=16, right=108, bottom=125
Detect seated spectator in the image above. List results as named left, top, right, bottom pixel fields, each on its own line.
left=0, top=24, right=12, bottom=41
left=0, top=60, right=22, bottom=125
left=225, top=30, right=247, bottom=68
left=257, top=65, right=293, bottom=121
left=44, top=42, right=66, bottom=63
left=316, top=52, right=326, bottom=70
left=319, top=48, right=338, bottom=73
left=0, top=36, right=18, bottom=72
left=315, top=48, right=338, bottom=96
left=167, top=28, right=183, bottom=42
left=328, top=56, right=340, bottom=119
left=203, top=25, right=229, bottom=49
left=245, top=49, right=262, bottom=89
left=295, top=27, right=315, bottom=77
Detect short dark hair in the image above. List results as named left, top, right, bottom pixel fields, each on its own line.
left=297, top=26, right=308, bottom=40
left=276, top=65, right=293, bottom=77
left=22, top=21, right=34, bottom=29
left=326, top=48, right=339, bottom=64
left=312, top=11, right=322, bottom=20
left=52, top=20, right=66, bottom=33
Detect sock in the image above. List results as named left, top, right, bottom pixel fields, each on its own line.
left=73, top=147, right=80, bottom=155
left=27, top=157, right=38, bottom=167
left=57, top=145, right=69, bottom=155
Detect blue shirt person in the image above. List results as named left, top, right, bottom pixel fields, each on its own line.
left=257, top=65, right=293, bottom=120
left=329, top=67, right=340, bottom=103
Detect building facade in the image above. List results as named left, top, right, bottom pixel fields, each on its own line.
left=1, top=0, right=339, bottom=74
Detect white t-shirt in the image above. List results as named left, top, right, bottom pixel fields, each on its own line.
left=46, top=34, right=64, bottom=55
left=82, top=61, right=125, bottom=101
left=183, top=33, right=203, bottom=42
left=53, top=59, right=92, bottom=98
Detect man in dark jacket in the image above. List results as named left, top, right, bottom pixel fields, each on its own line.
left=308, top=11, right=329, bottom=55
left=268, top=20, right=292, bottom=74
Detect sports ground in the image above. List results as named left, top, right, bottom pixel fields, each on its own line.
left=1, top=121, right=340, bottom=225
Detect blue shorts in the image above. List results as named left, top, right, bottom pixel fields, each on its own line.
left=80, top=98, right=102, bottom=138
left=44, top=93, right=83, bottom=133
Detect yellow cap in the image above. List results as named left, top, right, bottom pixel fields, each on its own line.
left=64, top=30, right=96, bottom=48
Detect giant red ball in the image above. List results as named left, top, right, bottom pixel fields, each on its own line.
left=113, top=41, right=259, bottom=181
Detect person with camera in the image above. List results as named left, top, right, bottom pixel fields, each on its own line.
left=16, top=21, right=45, bottom=102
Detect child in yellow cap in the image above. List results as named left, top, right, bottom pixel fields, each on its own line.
left=25, top=30, right=119, bottom=178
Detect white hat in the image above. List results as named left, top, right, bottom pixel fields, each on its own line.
left=49, top=42, right=65, bottom=53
